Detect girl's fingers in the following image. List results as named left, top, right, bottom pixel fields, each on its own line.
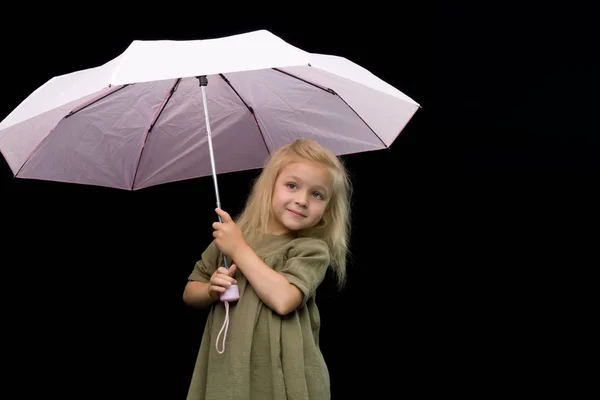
left=211, top=276, right=236, bottom=287
left=214, top=273, right=237, bottom=284
left=210, top=285, right=225, bottom=293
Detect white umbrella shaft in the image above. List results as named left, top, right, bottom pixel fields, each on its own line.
left=199, top=77, right=230, bottom=269
left=200, top=85, right=222, bottom=210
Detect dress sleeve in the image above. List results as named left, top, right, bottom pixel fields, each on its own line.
left=188, top=240, right=220, bottom=283
left=279, top=238, right=331, bottom=307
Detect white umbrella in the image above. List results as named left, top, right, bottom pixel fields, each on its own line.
left=0, top=29, right=419, bottom=194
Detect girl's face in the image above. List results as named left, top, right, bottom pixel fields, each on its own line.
left=268, top=160, right=332, bottom=235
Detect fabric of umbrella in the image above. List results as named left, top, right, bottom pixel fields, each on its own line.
left=0, top=29, right=419, bottom=193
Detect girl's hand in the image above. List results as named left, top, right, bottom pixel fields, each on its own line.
left=212, top=208, right=247, bottom=260
left=208, top=265, right=238, bottom=300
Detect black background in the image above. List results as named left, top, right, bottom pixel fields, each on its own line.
left=0, top=3, right=593, bottom=399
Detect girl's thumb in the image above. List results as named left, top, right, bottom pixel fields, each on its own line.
left=229, top=264, right=237, bottom=276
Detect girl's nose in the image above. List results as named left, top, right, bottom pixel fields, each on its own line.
left=295, top=193, right=308, bottom=207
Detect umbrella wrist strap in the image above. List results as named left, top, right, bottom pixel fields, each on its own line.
left=216, top=301, right=230, bottom=354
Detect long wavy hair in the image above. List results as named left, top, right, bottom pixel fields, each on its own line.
left=235, top=139, right=352, bottom=289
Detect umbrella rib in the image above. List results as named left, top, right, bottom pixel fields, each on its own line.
left=219, top=74, right=270, bottom=155
left=272, top=68, right=333, bottom=94
left=272, top=67, right=387, bottom=148
left=330, top=89, right=387, bottom=148
left=65, top=84, right=131, bottom=119
left=131, top=78, right=182, bottom=189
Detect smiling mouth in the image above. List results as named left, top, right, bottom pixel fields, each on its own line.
left=287, top=209, right=306, bottom=218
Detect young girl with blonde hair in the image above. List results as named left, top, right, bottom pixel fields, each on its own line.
left=183, top=138, right=352, bottom=400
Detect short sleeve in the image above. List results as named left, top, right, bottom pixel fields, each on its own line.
left=188, top=240, right=220, bottom=283
left=279, top=238, right=331, bottom=307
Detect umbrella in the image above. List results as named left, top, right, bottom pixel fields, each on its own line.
left=0, top=29, right=419, bottom=194
left=0, top=28, right=419, bottom=351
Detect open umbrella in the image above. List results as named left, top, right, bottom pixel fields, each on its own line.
left=0, top=28, right=419, bottom=313
left=0, top=29, right=419, bottom=192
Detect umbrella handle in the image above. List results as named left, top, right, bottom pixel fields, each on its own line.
left=215, top=208, right=239, bottom=303
left=220, top=284, right=240, bottom=302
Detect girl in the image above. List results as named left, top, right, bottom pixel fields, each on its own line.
left=183, top=139, right=352, bottom=400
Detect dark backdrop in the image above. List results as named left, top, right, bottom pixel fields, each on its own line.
left=1, top=4, right=591, bottom=399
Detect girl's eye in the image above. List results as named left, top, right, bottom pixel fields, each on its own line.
left=286, top=183, right=297, bottom=189
left=313, top=192, right=324, bottom=200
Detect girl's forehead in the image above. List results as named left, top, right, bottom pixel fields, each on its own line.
left=279, top=161, right=332, bottom=188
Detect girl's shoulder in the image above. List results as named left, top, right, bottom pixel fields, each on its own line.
left=287, top=235, right=328, bottom=248
left=285, top=236, right=330, bottom=259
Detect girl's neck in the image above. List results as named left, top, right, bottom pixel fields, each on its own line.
left=265, top=219, right=298, bottom=237
left=265, top=218, right=287, bottom=236
left=265, top=227, right=294, bottom=237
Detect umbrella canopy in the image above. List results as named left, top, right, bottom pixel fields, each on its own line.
left=0, top=29, right=419, bottom=191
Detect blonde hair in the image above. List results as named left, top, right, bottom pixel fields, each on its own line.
left=235, top=139, right=352, bottom=289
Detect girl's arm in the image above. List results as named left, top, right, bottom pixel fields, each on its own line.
left=212, top=208, right=302, bottom=315
left=183, top=281, right=218, bottom=309
left=233, top=244, right=303, bottom=315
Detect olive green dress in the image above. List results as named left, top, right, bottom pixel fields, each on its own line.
left=185, top=232, right=331, bottom=400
